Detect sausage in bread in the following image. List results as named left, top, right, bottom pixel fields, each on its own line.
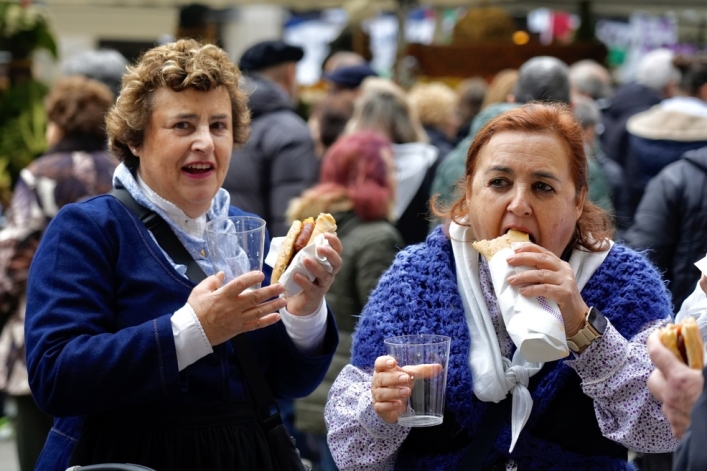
left=659, top=317, right=704, bottom=370
left=271, top=213, right=337, bottom=284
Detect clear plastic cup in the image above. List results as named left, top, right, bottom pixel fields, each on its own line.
left=384, top=334, right=451, bottom=427
left=205, top=216, right=266, bottom=288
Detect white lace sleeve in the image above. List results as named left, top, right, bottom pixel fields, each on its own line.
left=324, top=364, right=410, bottom=470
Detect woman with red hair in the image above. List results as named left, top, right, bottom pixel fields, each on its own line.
left=290, top=130, right=403, bottom=471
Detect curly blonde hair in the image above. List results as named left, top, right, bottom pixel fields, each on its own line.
left=408, top=82, right=458, bottom=129
left=105, top=39, right=250, bottom=168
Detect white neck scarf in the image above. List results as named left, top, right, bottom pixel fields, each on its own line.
left=449, top=221, right=611, bottom=452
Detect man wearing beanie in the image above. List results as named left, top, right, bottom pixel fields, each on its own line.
left=223, top=40, right=319, bottom=237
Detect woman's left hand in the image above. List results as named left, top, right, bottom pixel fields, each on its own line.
left=506, top=243, right=588, bottom=336
left=286, top=232, right=343, bottom=316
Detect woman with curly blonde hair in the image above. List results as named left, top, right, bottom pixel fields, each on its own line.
left=25, top=39, right=342, bottom=471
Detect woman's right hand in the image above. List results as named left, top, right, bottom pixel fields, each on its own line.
left=371, top=355, right=442, bottom=424
left=188, top=271, right=287, bottom=346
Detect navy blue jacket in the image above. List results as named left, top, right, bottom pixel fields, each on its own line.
left=25, top=194, right=337, bottom=470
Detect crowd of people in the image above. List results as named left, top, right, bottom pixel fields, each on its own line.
left=0, top=34, right=706, bottom=471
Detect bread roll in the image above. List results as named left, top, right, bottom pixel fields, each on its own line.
left=659, top=317, right=704, bottom=370
left=272, top=220, right=302, bottom=284
left=271, top=213, right=337, bottom=285
left=309, top=213, right=337, bottom=244
left=472, top=229, right=530, bottom=260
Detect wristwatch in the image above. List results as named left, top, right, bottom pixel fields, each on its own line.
left=567, top=307, right=607, bottom=353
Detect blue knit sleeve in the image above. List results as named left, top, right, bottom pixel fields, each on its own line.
left=583, top=243, right=673, bottom=335
left=350, top=229, right=468, bottom=370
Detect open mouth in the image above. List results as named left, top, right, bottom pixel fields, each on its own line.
left=505, top=228, right=536, bottom=243
left=183, top=163, right=214, bottom=175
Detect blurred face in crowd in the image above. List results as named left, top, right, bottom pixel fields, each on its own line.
left=466, top=131, right=585, bottom=257
left=135, top=86, right=233, bottom=218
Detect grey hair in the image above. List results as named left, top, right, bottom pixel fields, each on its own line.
left=514, top=56, right=571, bottom=104
left=569, top=59, right=613, bottom=100
left=636, top=48, right=681, bottom=92
left=572, top=95, right=601, bottom=129
left=61, top=49, right=128, bottom=97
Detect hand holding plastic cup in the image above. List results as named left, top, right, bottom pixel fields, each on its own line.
left=205, top=216, right=266, bottom=289
left=384, top=334, right=451, bottom=427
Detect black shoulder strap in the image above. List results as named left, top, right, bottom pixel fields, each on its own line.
left=110, top=188, right=206, bottom=283
left=109, top=187, right=283, bottom=430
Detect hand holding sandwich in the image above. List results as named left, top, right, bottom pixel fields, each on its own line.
left=647, top=321, right=705, bottom=439
left=285, top=231, right=342, bottom=316
left=478, top=230, right=588, bottom=338
left=273, top=214, right=343, bottom=316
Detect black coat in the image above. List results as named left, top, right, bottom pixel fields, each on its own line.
left=623, top=146, right=707, bottom=311
left=673, top=366, right=707, bottom=471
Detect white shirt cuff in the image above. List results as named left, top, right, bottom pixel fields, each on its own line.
left=171, top=303, right=213, bottom=371
left=279, top=299, right=328, bottom=355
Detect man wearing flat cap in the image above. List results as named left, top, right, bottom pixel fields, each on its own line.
left=323, top=62, right=378, bottom=95
left=224, top=40, right=319, bottom=237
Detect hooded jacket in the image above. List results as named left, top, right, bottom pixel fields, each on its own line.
left=223, top=74, right=319, bottom=237
left=623, top=146, right=707, bottom=311
left=600, top=82, right=663, bottom=168
left=392, top=142, right=438, bottom=246
left=624, top=99, right=707, bottom=226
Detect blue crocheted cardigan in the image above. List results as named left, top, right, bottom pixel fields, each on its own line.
left=351, top=227, right=671, bottom=471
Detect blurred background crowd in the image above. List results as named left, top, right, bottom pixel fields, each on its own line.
left=2, top=0, right=707, bottom=470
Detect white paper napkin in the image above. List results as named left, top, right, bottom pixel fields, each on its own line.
left=265, top=233, right=333, bottom=296
left=695, top=255, right=707, bottom=276
left=487, top=245, right=569, bottom=362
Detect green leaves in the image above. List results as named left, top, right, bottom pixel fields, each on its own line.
left=0, top=2, right=57, bottom=60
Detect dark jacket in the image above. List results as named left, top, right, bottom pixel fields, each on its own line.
left=623, top=103, right=707, bottom=228
left=423, top=125, right=455, bottom=163
left=673, top=366, right=707, bottom=471
left=600, top=82, right=662, bottom=168
left=224, top=74, right=319, bottom=237
left=623, top=146, right=707, bottom=311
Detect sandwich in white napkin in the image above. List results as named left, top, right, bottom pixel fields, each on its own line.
left=265, top=234, right=333, bottom=297
left=474, top=230, right=569, bottom=363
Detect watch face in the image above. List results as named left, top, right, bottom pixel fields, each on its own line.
left=588, top=307, right=607, bottom=335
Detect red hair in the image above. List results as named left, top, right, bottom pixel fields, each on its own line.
left=433, top=102, right=613, bottom=251
left=319, top=130, right=394, bottom=221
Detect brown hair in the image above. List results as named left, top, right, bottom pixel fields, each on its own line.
left=434, top=102, right=613, bottom=252
left=105, top=39, right=249, bottom=168
left=346, top=77, right=427, bottom=144
left=45, top=76, right=115, bottom=139
left=481, top=68, right=518, bottom=110
left=673, top=53, right=707, bottom=97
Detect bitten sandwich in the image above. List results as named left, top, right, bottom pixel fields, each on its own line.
left=659, top=317, right=704, bottom=370
left=271, top=213, right=337, bottom=284
left=472, top=229, right=530, bottom=261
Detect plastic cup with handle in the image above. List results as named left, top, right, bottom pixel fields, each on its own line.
left=205, top=216, right=266, bottom=289
left=384, top=334, right=451, bottom=427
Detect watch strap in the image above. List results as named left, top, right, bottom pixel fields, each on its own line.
left=567, top=307, right=606, bottom=352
